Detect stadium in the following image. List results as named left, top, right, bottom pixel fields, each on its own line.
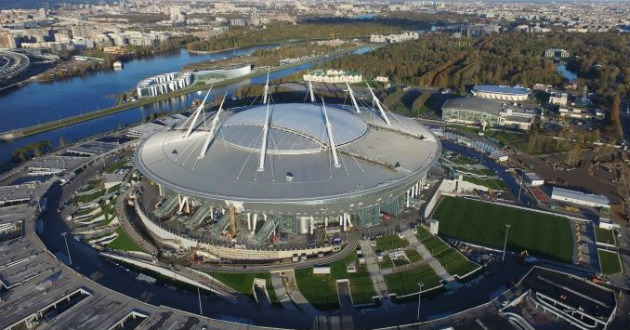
left=133, top=84, right=440, bottom=259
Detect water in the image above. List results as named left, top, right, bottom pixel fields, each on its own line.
left=0, top=46, right=370, bottom=164
left=556, top=65, right=577, bottom=82
left=0, top=45, right=275, bottom=132
left=354, top=14, right=376, bottom=20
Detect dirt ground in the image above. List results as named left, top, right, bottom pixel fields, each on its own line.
left=509, top=147, right=630, bottom=223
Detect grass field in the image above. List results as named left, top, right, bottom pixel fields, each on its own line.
left=294, top=251, right=377, bottom=309
left=421, top=236, right=451, bottom=256
left=209, top=272, right=277, bottom=303
left=434, top=249, right=481, bottom=279
left=331, top=253, right=377, bottom=305
left=294, top=267, right=339, bottom=310
left=375, top=235, right=408, bottom=251
left=384, top=264, right=441, bottom=297
left=433, top=197, right=574, bottom=263
left=463, top=176, right=508, bottom=190
left=416, top=226, right=432, bottom=241
left=107, top=227, right=143, bottom=252
left=405, top=249, right=423, bottom=263
left=595, top=228, right=616, bottom=246
left=598, top=249, right=623, bottom=275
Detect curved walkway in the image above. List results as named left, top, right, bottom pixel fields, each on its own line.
left=115, top=189, right=158, bottom=254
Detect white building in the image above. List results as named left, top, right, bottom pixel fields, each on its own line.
left=303, top=69, right=362, bottom=83
left=136, top=72, right=193, bottom=98
left=524, top=173, right=544, bottom=186
left=471, top=85, right=530, bottom=102
left=551, top=187, right=610, bottom=208
left=549, top=92, right=568, bottom=106
left=370, top=31, right=419, bottom=44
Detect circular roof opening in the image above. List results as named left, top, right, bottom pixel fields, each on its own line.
left=219, top=103, right=367, bottom=154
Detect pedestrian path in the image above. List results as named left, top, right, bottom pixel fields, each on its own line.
left=270, top=271, right=298, bottom=311
left=403, top=229, right=456, bottom=284
left=358, top=240, right=390, bottom=302
left=281, top=269, right=319, bottom=315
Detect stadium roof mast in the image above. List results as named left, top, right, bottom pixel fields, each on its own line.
left=184, top=86, right=213, bottom=139
left=257, top=100, right=271, bottom=172
left=262, top=70, right=270, bottom=104
left=198, top=92, right=227, bottom=159
left=308, top=80, right=316, bottom=103
left=366, top=81, right=391, bottom=125
left=346, top=82, right=361, bottom=113
left=321, top=98, right=341, bottom=168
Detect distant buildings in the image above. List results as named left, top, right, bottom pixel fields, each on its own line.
left=303, top=69, right=362, bottom=83
left=441, top=97, right=537, bottom=130
left=557, top=106, right=605, bottom=120
left=370, top=31, right=419, bottom=44
left=471, top=85, right=530, bottom=102
left=544, top=48, right=570, bottom=58
left=136, top=72, right=194, bottom=98
left=549, top=92, right=568, bottom=106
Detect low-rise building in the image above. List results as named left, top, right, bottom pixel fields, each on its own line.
left=549, top=92, right=568, bottom=106
left=551, top=187, right=610, bottom=208
left=441, top=97, right=537, bottom=130
left=471, top=85, right=530, bottom=101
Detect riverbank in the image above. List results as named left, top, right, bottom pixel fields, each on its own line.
left=0, top=45, right=367, bottom=141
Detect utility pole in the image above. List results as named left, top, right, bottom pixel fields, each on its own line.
left=502, top=224, right=511, bottom=262
left=61, top=232, right=72, bottom=265
left=417, top=281, right=424, bottom=321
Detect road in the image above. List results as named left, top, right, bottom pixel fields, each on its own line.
left=620, top=98, right=629, bottom=144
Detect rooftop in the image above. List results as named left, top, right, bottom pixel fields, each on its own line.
left=442, top=96, right=503, bottom=116
left=136, top=103, right=440, bottom=204
left=551, top=186, right=610, bottom=207
left=472, top=85, right=530, bottom=96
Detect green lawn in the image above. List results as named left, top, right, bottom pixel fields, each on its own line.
left=77, top=189, right=106, bottom=203
left=107, top=227, right=143, bottom=252
left=434, top=249, right=481, bottom=279
left=598, top=249, right=623, bottom=275
left=416, top=226, right=432, bottom=241
left=379, top=255, right=395, bottom=269
left=462, top=176, right=508, bottom=190
left=295, top=252, right=377, bottom=307
left=384, top=264, right=441, bottom=297
left=208, top=272, right=277, bottom=303
left=421, top=236, right=451, bottom=256
left=332, top=253, right=376, bottom=305
left=294, top=267, right=339, bottom=310
left=105, top=160, right=128, bottom=173
left=405, top=249, right=423, bottom=263
left=433, top=197, right=574, bottom=263
left=595, top=228, right=616, bottom=246
left=375, top=235, right=409, bottom=251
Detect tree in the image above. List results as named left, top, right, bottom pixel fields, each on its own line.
left=610, top=95, right=623, bottom=141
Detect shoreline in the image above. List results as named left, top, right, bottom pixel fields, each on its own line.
left=0, top=45, right=366, bottom=142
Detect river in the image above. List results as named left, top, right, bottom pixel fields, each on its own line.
left=0, top=45, right=370, bottom=164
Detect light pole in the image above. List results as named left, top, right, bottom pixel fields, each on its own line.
left=61, top=232, right=72, bottom=266
left=417, top=281, right=424, bottom=321
left=197, top=286, right=203, bottom=315
left=502, top=224, right=511, bottom=262
left=517, top=170, right=525, bottom=202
